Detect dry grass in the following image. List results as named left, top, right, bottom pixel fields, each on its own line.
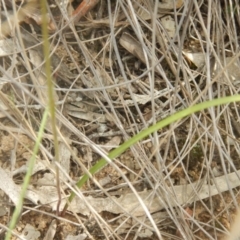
left=0, top=0, right=240, bottom=239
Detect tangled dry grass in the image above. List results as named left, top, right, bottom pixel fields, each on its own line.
left=0, top=0, right=240, bottom=239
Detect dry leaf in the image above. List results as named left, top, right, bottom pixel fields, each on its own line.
left=183, top=51, right=205, bottom=67
left=135, top=0, right=183, bottom=20
left=160, top=16, right=176, bottom=39
left=66, top=108, right=106, bottom=123
left=20, top=224, right=41, bottom=240
left=65, top=169, right=240, bottom=216
left=212, top=56, right=240, bottom=84
left=0, top=167, right=21, bottom=205
left=120, top=32, right=147, bottom=64
left=43, top=219, right=57, bottom=240
left=65, top=233, right=87, bottom=240
left=102, top=136, right=121, bottom=151
left=59, top=142, right=71, bottom=181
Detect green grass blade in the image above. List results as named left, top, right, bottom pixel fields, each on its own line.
left=63, top=94, right=240, bottom=213
left=5, top=108, right=49, bottom=240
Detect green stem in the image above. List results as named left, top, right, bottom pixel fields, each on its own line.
left=62, top=94, right=240, bottom=214
left=5, top=108, right=49, bottom=240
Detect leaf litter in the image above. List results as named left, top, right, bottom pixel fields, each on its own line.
left=0, top=0, right=240, bottom=239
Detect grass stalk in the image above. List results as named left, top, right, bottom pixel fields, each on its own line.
left=62, top=94, right=240, bottom=214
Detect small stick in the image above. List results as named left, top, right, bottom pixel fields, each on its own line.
left=72, top=0, right=100, bottom=23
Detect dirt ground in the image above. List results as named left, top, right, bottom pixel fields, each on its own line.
left=0, top=0, right=240, bottom=239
